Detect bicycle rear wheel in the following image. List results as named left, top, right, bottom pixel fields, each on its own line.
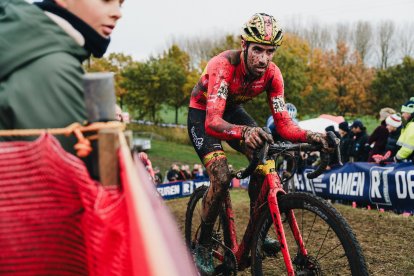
left=251, top=192, right=368, bottom=276
left=185, top=186, right=236, bottom=275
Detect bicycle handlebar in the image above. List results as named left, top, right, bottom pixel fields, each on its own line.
left=234, top=130, right=341, bottom=180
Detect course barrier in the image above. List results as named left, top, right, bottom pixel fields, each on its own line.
left=293, top=162, right=414, bottom=214
left=0, top=134, right=197, bottom=276
left=157, top=179, right=210, bottom=200
left=157, top=177, right=251, bottom=200
left=158, top=162, right=413, bottom=214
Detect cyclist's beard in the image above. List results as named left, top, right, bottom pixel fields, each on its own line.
left=244, top=47, right=266, bottom=79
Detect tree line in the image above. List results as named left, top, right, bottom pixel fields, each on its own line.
left=86, top=19, right=414, bottom=126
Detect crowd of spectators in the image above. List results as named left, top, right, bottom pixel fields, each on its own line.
left=324, top=99, right=414, bottom=166
left=136, top=159, right=209, bottom=185
left=136, top=155, right=210, bottom=185
left=270, top=98, right=414, bottom=169
left=165, top=163, right=208, bottom=183
left=138, top=98, right=414, bottom=184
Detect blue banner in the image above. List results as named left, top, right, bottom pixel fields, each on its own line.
left=157, top=162, right=414, bottom=214
left=157, top=177, right=251, bottom=200
left=294, top=162, right=414, bottom=213
left=157, top=179, right=210, bottom=200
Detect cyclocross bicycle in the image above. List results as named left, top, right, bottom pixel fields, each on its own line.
left=185, top=132, right=368, bottom=275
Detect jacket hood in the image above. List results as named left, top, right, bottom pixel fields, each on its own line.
left=0, top=0, right=88, bottom=80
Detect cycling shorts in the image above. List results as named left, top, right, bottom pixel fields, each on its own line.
left=187, top=106, right=257, bottom=167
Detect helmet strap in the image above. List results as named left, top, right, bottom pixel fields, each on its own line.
left=243, top=41, right=255, bottom=78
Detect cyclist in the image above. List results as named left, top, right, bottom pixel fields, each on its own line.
left=187, top=13, right=331, bottom=275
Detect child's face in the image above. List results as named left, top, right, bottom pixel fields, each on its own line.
left=63, top=0, right=123, bottom=38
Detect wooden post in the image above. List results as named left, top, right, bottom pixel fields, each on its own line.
left=98, top=128, right=121, bottom=186
left=124, top=130, right=133, bottom=150
left=83, top=72, right=116, bottom=122
left=83, top=72, right=118, bottom=183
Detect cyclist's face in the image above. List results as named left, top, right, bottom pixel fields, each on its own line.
left=243, top=42, right=276, bottom=77
left=56, top=0, right=123, bottom=38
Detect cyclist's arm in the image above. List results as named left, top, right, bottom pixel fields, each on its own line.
left=204, top=57, right=243, bottom=140
left=266, top=66, right=307, bottom=142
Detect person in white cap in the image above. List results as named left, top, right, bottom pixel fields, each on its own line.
left=373, top=114, right=402, bottom=163
left=384, top=114, right=403, bottom=158
left=367, top=107, right=396, bottom=162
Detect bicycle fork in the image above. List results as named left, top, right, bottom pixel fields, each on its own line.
left=266, top=174, right=308, bottom=276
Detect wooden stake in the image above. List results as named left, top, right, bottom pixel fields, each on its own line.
left=98, top=128, right=121, bottom=186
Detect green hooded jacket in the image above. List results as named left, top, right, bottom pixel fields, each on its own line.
left=0, top=0, right=89, bottom=153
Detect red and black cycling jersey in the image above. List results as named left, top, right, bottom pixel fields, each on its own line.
left=189, top=50, right=307, bottom=142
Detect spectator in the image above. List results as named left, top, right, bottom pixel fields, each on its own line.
left=115, top=104, right=123, bottom=122
left=325, top=125, right=340, bottom=167
left=115, top=104, right=130, bottom=123
left=153, top=167, right=163, bottom=185
left=167, top=163, right=180, bottom=182
left=0, top=0, right=123, bottom=154
left=373, top=113, right=404, bottom=164
left=338, top=121, right=352, bottom=163
left=325, top=125, right=340, bottom=138
left=192, top=164, right=205, bottom=179
left=178, top=164, right=192, bottom=180
left=137, top=152, right=155, bottom=183
left=266, top=102, right=298, bottom=140
left=395, top=98, right=414, bottom=162
left=384, top=114, right=402, bottom=157
left=367, top=108, right=396, bottom=162
left=349, top=120, right=369, bottom=162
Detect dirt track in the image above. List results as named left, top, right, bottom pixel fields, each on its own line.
left=166, top=189, right=414, bottom=275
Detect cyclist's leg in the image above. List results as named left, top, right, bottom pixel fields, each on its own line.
left=224, top=106, right=263, bottom=215
left=225, top=106, right=280, bottom=255
left=188, top=108, right=234, bottom=275
left=188, top=108, right=232, bottom=246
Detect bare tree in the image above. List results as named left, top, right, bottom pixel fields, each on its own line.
left=353, top=21, right=373, bottom=64
left=171, top=32, right=224, bottom=69
left=377, top=20, right=395, bottom=69
left=303, top=20, right=332, bottom=50
left=285, top=15, right=305, bottom=37
left=335, top=22, right=351, bottom=47
left=398, top=22, right=414, bottom=59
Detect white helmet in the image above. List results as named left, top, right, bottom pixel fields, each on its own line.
left=286, top=103, right=297, bottom=119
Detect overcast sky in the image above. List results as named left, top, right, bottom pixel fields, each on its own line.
left=30, top=0, right=414, bottom=61
left=108, top=0, right=414, bottom=61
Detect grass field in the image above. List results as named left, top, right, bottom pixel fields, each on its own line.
left=146, top=139, right=247, bottom=174
left=166, top=189, right=414, bottom=276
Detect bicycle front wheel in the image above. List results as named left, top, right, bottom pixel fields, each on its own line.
left=185, top=186, right=236, bottom=275
left=251, top=192, right=368, bottom=276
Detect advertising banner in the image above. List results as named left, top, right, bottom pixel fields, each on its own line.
left=157, top=179, right=210, bottom=200
left=294, top=162, right=414, bottom=213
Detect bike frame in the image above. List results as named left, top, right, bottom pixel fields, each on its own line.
left=215, top=159, right=308, bottom=275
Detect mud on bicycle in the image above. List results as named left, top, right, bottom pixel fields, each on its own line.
left=185, top=131, right=368, bottom=275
